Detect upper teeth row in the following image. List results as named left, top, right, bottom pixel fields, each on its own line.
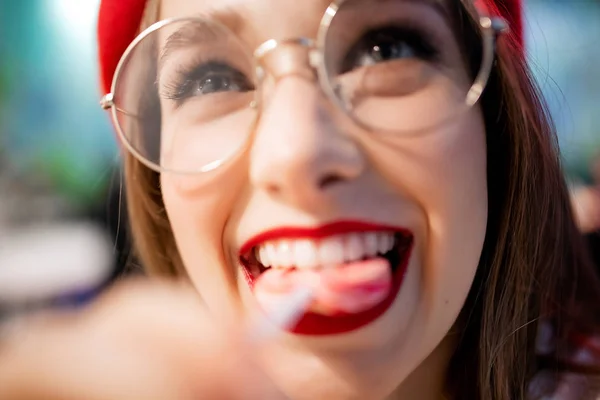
left=255, top=232, right=396, bottom=269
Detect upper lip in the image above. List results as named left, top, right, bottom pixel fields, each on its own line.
left=238, top=220, right=413, bottom=258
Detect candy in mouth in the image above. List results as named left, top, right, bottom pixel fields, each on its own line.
left=240, top=230, right=413, bottom=317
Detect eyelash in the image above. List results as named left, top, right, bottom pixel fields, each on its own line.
left=161, top=61, right=253, bottom=103
left=159, top=24, right=440, bottom=103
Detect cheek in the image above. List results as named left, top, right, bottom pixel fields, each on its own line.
left=160, top=169, right=247, bottom=315
left=421, top=115, right=487, bottom=313
left=365, top=109, right=487, bottom=322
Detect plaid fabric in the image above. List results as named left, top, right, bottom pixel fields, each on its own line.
left=530, top=322, right=600, bottom=399
left=529, top=371, right=600, bottom=399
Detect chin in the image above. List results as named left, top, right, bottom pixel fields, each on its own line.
left=243, top=252, right=426, bottom=400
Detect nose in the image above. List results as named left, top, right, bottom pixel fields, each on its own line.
left=249, top=76, right=365, bottom=208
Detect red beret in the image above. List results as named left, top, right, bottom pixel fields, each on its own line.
left=97, top=0, right=523, bottom=95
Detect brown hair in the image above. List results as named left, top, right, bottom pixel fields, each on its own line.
left=122, top=1, right=600, bottom=398
left=447, top=7, right=600, bottom=398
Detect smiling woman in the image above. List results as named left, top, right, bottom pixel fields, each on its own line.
left=104, top=0, right=600, bottom=397
left=1, top=0, right=599, bottom=399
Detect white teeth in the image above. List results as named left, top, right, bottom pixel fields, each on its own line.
left=276, top=241, right=294, bottom=268
left=378, top=233, right=394, bottom=255
left=345, top=233, right=365, bottom=263
left=265, top=243, right=277, bottom=267
left=387, top=234, right=395, bottom=251
left=319, top=236, right=346, bottom=267
left=258, top=246, right=270, bottom=267
left=364, top=232, right=379, bottom=257
left=292, top=239, right=319, bottom=269
left=254, top=231, right=398, bottom=270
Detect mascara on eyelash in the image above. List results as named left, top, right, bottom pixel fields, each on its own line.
left=161, top=61, right=252, bottom=102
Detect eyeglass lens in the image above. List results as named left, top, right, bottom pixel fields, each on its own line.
left=111, top=0, right=490, bottom=173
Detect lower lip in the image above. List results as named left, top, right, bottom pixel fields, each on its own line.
left=290, top=244, right=412, bottom=335
left=242, top=240, right=413, bottom=336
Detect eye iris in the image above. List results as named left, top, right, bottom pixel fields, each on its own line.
left=341, top=26, right=435, bottom=73
left=370, top=39, right=413, bottom=62
left=161, top=61, right=255, bottom=103
left=197, top=74, right=241, bottom=95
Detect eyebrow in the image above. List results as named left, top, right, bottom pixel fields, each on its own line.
left=419, top=0, right=449, bottom=19
left=418, top=0, right=450, bottom=21
left=343, top=0, right=449, bottom=20
left=158, top=7, right=245, bottom=71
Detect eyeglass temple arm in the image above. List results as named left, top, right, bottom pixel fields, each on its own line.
left=100, top=93, right=142, bottom=119
left=466, top=16, right=509, bottom=106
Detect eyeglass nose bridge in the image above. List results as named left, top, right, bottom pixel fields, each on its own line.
left=253, top=37, right=323, bottom=85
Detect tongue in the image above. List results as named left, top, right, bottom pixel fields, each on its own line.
left=253, top=257, right=392, bottom=316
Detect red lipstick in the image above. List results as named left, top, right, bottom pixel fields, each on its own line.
left=239, top=220, right=414, bottom=335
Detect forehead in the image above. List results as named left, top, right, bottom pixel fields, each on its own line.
left=160, top=0, right=328, bottom=29
left=159, top=0, right=453, bottom=41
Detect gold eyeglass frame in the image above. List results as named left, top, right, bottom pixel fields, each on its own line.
left=100, top=0, right=508, bottom=175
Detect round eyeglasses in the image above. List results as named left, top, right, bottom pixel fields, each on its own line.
left=101, top=0, right=508, bottom=174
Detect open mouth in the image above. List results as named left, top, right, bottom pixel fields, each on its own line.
left=239, top=221, right=414, bottom=335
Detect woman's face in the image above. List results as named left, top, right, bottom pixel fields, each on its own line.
left=158, top=0, right=488, bottom=398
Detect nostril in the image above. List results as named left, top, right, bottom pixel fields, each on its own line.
left=264, top=174, right=343, bottom=197
left=265, top=183, right=281, bottom=195
left=318, top=173, right=344, bottom=189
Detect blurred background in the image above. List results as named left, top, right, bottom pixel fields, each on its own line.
left=0, top=1, right=599, bottom=301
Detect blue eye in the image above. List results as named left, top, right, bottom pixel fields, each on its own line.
left=162, top=61, right=254, bottom=104
left=191, top=74, right=246, bottom=95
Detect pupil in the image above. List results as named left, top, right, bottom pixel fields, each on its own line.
left=371, top=41, right=410, bottom=61
left=203, top=77, right=228, bottom=93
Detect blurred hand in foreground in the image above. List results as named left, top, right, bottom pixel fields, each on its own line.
left=0, top=279, right=282, bottom=400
